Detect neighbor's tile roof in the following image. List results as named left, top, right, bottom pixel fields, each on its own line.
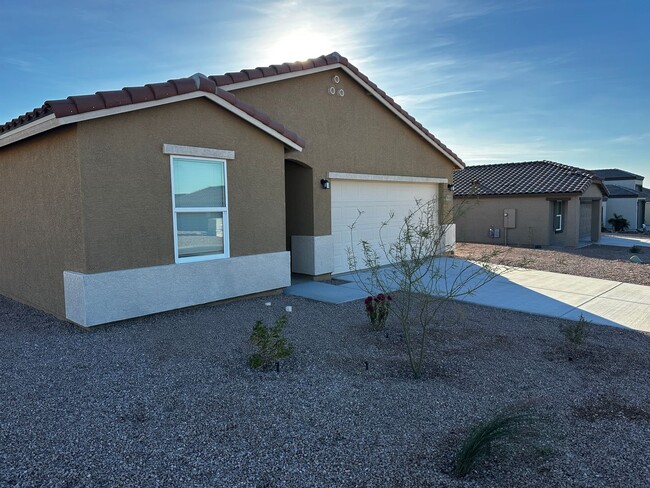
left=0, top=52, right=463, bottom=166
left=0, top=73, right=304, bottom=147
left=592, top=168, right=643, bottom=180
left=605, top=184, right=648, bottom=199
left=453, top=160, right=605, bottom=197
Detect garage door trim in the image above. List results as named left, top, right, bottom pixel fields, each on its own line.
left=329, top=172, right=448, bottom=184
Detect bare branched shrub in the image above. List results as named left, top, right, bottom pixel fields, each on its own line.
left=348, top=196, right=501, bottom=378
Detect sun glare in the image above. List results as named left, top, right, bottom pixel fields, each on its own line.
left=263, top=29, right=335, bottom=64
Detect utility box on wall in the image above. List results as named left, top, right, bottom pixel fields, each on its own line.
left=503, top=208, right=516, bottom=229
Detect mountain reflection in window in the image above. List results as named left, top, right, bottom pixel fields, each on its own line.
left=173, top=158, right=225, bottom=208
left=175, top=186, right=225, bottom=208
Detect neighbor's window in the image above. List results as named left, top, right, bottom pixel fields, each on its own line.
left=171, top=156, right=229, bottom=262
left=554, top=200, right=563, bottom=233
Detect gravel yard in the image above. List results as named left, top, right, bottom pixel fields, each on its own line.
left=455, top=242, right=650, bottom=286
left=1, top=292, right=649, bottom=487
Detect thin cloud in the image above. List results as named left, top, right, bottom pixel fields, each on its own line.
left=0, top=57, right=33, bottom=71
left=609, top=132, right=650, bottom=144
left=394, top=90, right=483, bottom=106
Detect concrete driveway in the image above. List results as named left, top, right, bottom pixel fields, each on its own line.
left=598, top=234, right=650, bottom=248
left=286, top=258, right=650, bottom=333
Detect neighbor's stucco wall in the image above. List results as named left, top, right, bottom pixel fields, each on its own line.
left=231, top=68, right=457, bottom=236
left=454, top=195, right=555, bottom=246
left=76, top=98, right=287, bottom=273
left=0, top=126, right=85, bottom=317
left=455, top=188, right=604, bottom=247
left=604, top=197, right=639, bottom=230
left=605, top=177, right=643, bottom=191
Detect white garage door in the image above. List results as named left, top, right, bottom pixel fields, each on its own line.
left=331, top=179, right=438, bottom=275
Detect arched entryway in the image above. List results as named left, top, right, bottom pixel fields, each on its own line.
left=285, top=159, right=315, bottom=274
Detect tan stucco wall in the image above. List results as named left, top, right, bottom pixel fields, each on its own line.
left=0, top=126, right=85, bottom=317
left=579, top=184, right=604, bottom=242
left=77, top=98, right=287, bottom=273
left=456, top=187, right=604, bottom=247
left=232, top=69, right=458, bottom=235
left=455, top=195, right=555, bottom=246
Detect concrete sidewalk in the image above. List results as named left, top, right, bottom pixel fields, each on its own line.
left=285, top=258, right=650, bottom=333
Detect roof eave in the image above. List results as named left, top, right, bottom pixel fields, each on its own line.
left=0, top=113, right=58, bottom=149
left=0, top=92, right=303, bottom=152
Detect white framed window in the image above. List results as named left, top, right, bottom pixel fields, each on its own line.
left=554, top=200, right=563, bottom=233
left=170, top=155, right=229, bottom=263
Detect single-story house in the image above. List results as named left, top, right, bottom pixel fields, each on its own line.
left=0, top=52, right=463, bottom=326
left=591, top=169, right=647, bottom=230
left=453, top=161, right=607, bottom=247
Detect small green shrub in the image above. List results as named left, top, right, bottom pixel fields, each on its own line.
left=453, top=405, right=542, bottom=478
left=559, top=314, right=591, bottom=352
left=630, top=245, right=642, bottom=254
left=248, top=314, right=294, bottom=369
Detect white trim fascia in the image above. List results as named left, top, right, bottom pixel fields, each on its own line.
left=225, top=62, right=463, bottom=169
left=163, top=144, right=235, bottom=160
left=0, top=91, right=303, bottom=151
left=59, top=91, right=206, bottom=125
left=203, top=93, right=303, bottom=151
left=219, top=64, right=338, bottom=91
left=328, top=172, right=448, bottom=184
left=0, top=114, right=59, bottom=149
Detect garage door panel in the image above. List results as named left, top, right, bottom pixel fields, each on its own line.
left=331, top=180, right=438, bottom=274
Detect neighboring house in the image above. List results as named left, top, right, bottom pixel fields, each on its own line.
left=591, top=169, right=647, bottom=230
left=643, top=188, right=650, bottom=227
left=0, top=52, right=463, bottom=326
left=453, top=161, right=607, bottom=247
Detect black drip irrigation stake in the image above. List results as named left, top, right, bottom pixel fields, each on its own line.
left=364, top=361, right=369, bottom=371
left=275, top=361, right=280, bottom=372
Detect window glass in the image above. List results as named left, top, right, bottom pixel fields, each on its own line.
left=177, top=212, right=224, bottom=258
left=171, top=156, right=228, bottom=262
left=173, top=158, right=225, bottom=208
left=554, top=201, right=563, bottom=232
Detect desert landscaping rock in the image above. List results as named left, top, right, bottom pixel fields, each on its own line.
left=455, top=242, right=650, bottom=286
left=0, top=293, right=648, bottom=487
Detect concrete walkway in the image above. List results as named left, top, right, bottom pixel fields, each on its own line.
left=284, top=258, right=650, bottom=333
left=598, top=234, right=650, bottom=248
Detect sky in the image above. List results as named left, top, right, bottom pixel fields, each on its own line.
left=1, top=0, right=648, bottom=178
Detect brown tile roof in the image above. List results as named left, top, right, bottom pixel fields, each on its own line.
left=0, top=74, right=304, bottom=148
left=0, top=53, right=463, bottom=167
left=453, top=160, right=607, bottom=197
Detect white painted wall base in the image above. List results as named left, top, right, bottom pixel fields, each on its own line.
left=441, top=224, right=456, bottom=253
left=64, top=251, right=291, bottom=327
left=291, top=235, right=333, bottom=275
